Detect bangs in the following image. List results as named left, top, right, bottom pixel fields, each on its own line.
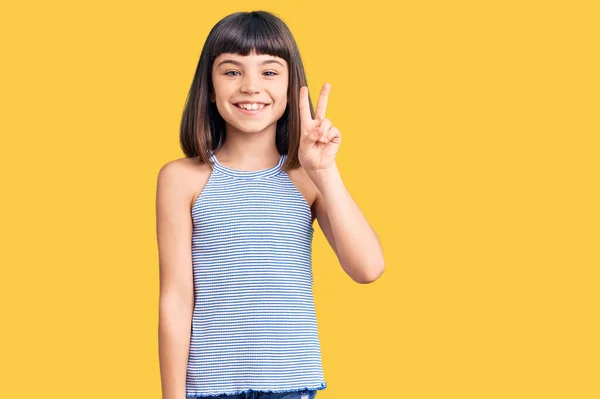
left=207, top=13, right=291, bottom=64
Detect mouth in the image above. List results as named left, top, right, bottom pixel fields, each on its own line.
left=233, top=103, right=270, bottom=115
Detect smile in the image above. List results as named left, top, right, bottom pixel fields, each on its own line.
left=234, top=103, right=270, bottom=115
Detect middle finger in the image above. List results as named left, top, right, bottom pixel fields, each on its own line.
left=314, top=83, right=331, bottom=121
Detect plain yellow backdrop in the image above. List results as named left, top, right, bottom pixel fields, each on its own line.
left=1, top=1, right=598, bottom=398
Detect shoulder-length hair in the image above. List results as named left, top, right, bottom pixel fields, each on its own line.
left=180, top=10, right=315, bottom=171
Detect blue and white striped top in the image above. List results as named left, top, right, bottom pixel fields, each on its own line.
left=185, top=150, right=327, bottom=397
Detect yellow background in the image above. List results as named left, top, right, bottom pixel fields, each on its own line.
left=1, top=1, right=598, bottom=398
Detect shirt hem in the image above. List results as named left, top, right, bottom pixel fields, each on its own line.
left=185, top=381, right=327, bottom=397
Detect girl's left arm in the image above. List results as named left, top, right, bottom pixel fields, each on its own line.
left=299, top=83, right=384, bottom=283
left=309, top=165, right=385, bottom=284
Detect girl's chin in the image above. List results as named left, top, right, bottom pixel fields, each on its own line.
left=224, top=121, right=278, bottom=134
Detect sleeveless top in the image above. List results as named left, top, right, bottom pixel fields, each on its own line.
left=185, top=151, right=327, bottom=397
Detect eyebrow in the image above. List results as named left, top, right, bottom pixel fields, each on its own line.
left=216, top=59, right=285, bottom=68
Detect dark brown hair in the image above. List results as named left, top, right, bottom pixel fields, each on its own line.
left=180, top=10, right=315, bottom=171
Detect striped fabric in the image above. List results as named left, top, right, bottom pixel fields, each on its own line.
left=185, top=151, right=327, bottom=397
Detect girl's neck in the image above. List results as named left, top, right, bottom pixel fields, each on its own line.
left=216, top=124, right=281, bottom=170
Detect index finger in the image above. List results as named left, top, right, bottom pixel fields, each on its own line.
left=298, top=86, right=313, bottom=126
left=314, top=83, right=331, bottom=121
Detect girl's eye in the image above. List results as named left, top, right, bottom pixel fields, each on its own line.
left=224, top=71, right=278, bottom=77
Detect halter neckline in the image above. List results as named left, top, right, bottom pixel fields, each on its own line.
left=209, top=151, right=286, bottom=179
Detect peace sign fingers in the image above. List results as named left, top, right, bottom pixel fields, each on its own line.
left=296, top=82, right=341, bottom=172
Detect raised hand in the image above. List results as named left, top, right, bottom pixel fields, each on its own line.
left=298, top=83, right=342, bottom=172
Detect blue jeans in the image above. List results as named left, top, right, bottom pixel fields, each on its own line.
left=210, top=389, right=319, bottom=399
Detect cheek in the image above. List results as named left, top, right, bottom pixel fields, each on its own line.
left=274, top=83, right=289, bottom=104
left=212, top=77, right=235, bottom=95
left=273, top=101, right=288, bottom=120
left=278, top=87, right=289, bottom=111
left=212, top=84, right=228, bottom=100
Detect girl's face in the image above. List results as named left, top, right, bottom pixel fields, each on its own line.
left=211, top=51, right=289, bottom=135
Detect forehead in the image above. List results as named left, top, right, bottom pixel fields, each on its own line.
left=213, top=52, right=287, bottom=68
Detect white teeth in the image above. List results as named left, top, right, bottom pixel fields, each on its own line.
left=237, top=103, right=265, bottom=110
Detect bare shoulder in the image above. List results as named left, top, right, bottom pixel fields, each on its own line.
left=285, top=164, right=319, bottom=222
left=156, top=157, right=208, bottom=304
left=157, top=156, right=212, bottom=212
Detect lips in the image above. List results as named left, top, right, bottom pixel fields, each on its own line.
left=233, top=103, right=270, bottom=115
left=234, top=102, right=269, bottom=108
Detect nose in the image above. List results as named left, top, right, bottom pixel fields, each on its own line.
left=240, top=73, right=261, bottom=94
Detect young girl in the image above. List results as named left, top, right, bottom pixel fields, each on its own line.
left=157, top=10, right=385, bottom=399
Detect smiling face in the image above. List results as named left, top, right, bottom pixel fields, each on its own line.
left=211, top=51, right=289, bottom=135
